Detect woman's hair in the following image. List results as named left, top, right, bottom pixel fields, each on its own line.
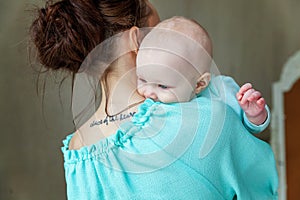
left=30, top=0, right=151, bottom=73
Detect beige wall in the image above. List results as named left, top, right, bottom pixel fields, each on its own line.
left=1, top=0, right=299, bottom=199
left=152, top=0, right=300, bottom=141
left=0, top=1, right=73, bottom=199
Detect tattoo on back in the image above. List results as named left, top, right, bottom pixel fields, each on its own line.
left=90, top=112, right=136, bottom=127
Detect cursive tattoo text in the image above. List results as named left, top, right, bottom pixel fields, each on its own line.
left=90, top=112, right=136, bottom=127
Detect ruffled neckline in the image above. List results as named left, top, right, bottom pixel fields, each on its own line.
left=62, top=98, right=159, bottom=163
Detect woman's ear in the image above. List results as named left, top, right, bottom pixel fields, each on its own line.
left=195, top=72, right=211, bottom=94
left=129, top=26, right=140, bottom=53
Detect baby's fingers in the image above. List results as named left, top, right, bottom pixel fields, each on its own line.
left=247, top=91, right=262, bottom=102
left=237, top=83, right=253, bottom=101
left=239, top=83, right=253, bottom=95
left=247, top=91, right=266, bottom=109
left=240, top=88, right=255, bottom=104
left=256, top=97, right=266, bottom=108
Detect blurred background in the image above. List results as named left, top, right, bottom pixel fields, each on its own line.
left=0, top=0, right=299, bottom=199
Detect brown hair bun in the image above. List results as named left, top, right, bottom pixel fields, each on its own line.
left=30, top=0, right=104, bottom=72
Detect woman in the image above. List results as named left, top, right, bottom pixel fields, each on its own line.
left=30, top=0, right=278, bottom=199
left=30, top=0, right=160, bottom=149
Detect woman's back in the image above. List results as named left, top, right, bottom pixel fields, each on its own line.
left=62, top=97, right=278, bottom=200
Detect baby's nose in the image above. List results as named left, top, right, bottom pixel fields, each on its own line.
left=144, top=90, right=158, bottom=101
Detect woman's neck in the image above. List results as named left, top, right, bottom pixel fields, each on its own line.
left=70, top=58, right=145, bottom=149
left=70, top=30, right=145, bottom=148
left=98, top=59, right=145, bottom=118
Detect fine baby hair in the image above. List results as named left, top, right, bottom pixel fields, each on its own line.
left=136, top=16, right=213, bottom=103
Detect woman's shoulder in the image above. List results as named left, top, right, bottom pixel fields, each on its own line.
left=68, top=131, right=84, bottom=150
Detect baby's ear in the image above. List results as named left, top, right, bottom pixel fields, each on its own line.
left=195, top=72, right=211, bottom=94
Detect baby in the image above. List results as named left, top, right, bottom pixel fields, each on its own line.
left=136, top=16, right=268, bottom=127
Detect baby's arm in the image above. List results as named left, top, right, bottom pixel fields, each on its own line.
left=236, top=83, right=267, bottom=125
left=218, top=76, right=270, bottom=134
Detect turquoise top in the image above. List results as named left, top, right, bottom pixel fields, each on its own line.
left=62, top=96, right=278, bottom=199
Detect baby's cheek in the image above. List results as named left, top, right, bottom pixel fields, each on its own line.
left=137, top=85, right=144, bottom=96
left=159, top=91, right=179, bottom=103
left=176, top=88, right=195, bottom=102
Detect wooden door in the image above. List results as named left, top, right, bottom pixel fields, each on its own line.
left=284, top=79, right=300, bottom=199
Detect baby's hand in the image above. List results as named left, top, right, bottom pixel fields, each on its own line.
left=236, top=83, right=267, bottom=125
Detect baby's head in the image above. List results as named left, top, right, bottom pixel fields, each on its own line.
left=136, top=16, right=212, bottom=103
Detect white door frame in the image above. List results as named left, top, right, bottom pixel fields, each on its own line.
left=271, top=50, right=300, bottom=200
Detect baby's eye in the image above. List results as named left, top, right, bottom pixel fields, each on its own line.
left=138, top=78, right=147, bottom=83
left=158, top=84, right=169, bottom=89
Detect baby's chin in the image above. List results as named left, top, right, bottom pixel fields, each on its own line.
left=154, top=98, right=190, bottom=104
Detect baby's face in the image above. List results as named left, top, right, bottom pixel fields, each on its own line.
left=136, top=50, right=197, bottom=103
